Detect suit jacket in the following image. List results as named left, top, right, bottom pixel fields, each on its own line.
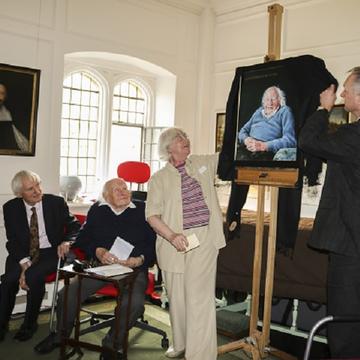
left=299, top=109, right=360, bottom=256
left=3, top=194, right=80, bottom=263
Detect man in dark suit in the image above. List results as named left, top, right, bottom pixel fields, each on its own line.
left=34, top=177, right=156, bottom=360
left=0, top=170, right=80, bottom=341
left=299, top=66, right=360, bottom=357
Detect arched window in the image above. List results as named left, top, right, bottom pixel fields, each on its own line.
left=59, top=71, right=100, bottom=193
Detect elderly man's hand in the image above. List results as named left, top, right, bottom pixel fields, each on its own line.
left=118, top=256, right=144, bottom=268
left=19, top=261, right=31, bottom=291
left=96, top=247, right=119, bottom=265
left=253, top=140, right=268, bottom=152
left=57, top=241, right=72, bottom=259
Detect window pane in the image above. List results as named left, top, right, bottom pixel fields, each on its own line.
left=112, top=110, right=119, bottom=122
left=69, top=139, right=78, bottom=156
left=120, top=111, right=127, bottom=123
left=79, top=121, right=89, bottom=139
left=128, top=112, right=136, bottom=122
left=78, top=158, right=87, bottom=174
left=81, top=91, right=90, bottom=106
left=129, top=99, right=136, bottom=112
left=72, top=90, right=81, bottom=105
left=70, top=105, right=80, bottom=119
left=88, top=122, right=97, bottom=139
left=90, top=92, right=99, bottom=106
left=88, top=140, right=96, bottom=157
left=129, top=83, right=136, bottom=97
left=80, top=106, right=89, bottom=120
left=120, top=97, right=128, bottom=111
left=90, top=107, right=98, bottom=121
left=68, top=158, right=78, bottom=175
left=108, top=125, right=142, bottom=178
left=137, top=100, right=144, bottom=113
left=69, top=120, right=79, bottom=138
left=113, top=85, right=120, bottom=96
left=87, top=158, right=96, bottom=174
left=78, top=139, right=88, bottom=157
left=82, top=75, right=91, bottom=90
left=63, top=76, right=71, bottom=87
left=113, top=96, right=120, bottom=110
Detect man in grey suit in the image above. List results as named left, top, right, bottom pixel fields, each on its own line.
left=299, top=67, right=360, bottom=358
left=0, top=170, right=80, bottom=341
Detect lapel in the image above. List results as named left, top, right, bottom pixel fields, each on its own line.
left=17, top=198, right=30, bottom=235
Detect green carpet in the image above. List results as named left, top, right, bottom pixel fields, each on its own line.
left=0, top=300, right=275, bottom=359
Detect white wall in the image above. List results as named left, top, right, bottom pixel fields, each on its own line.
left=212, top=0, right=360, bottom=217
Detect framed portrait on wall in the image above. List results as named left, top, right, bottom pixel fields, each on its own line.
left=235, top=61, right=299, bottom=169
left=0, top=63, right=40, bottom=156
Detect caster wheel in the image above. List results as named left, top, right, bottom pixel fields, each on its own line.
left=161, top=337, right=169, bottom=349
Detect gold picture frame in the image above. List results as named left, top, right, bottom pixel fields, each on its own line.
left=0, top=63, right=40, bottom=156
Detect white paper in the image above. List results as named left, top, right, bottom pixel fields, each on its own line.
left=85, top=263, right=133, bottom=277
left=109, top=237, right=134, bottom=260
left=181, top=233, right=200, bottom=253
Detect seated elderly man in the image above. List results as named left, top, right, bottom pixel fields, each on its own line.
left=0, top=170, right=80, bottom=342
left=35, top=177, right=156, bottom=360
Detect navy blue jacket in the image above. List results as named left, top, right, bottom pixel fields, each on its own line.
left=75, top=201, right=156, bottom=270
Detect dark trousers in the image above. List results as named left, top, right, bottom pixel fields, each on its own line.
left=56, top=270, right=148, bottom=350
left=0, top=248, right=58, bottom=329
left=327, top=252, right=360, bottom=358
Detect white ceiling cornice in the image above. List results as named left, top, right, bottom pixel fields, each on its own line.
left=153, top=0, right=209, bottom=15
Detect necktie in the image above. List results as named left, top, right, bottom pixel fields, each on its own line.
left=29, top=207, right=40, bottom=263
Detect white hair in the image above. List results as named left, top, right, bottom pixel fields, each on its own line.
left=11, top=170, right=41, bottom=197
left=349, top=67, right=360, bottom=95
left=262, top=86, right=286, bottom=107
left=158, top=127, right=189, bottom=161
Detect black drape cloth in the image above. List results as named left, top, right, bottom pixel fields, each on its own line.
left=218, top=55, right=337, bottom=250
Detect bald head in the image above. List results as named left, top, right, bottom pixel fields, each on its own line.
left=102, top=178, right=131, bottom=211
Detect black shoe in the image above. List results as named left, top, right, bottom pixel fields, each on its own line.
left=34, top=332, right=60, bottom=354
left=13, top=323, right=38, bottom=341
left=99, top=350, right=123, bottom=360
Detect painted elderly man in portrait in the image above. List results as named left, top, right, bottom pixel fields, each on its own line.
left=237, top=85, right=297, bottom=161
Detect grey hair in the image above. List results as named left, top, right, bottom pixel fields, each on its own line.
left=262, top=86, right=286, bottom=107
left=158, top=127, right=189, bottom=161
left=348, top=67, right=360, bottom=94
left=11, top=170, right=41, bottom=197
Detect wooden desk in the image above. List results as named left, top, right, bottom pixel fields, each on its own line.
left=59, top=266, right=137, bottom=360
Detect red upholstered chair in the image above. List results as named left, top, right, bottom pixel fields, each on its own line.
left=78, top=162, right=168, bottom=348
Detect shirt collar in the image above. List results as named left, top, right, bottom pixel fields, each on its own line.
left=23, top=199, right=42, bottom=211
left=99, top=201, right=136, bottom=216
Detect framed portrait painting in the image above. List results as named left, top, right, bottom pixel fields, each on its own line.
left=0, top=63, right=40, bottom=156
left=235, top=61, right=299, bottom=169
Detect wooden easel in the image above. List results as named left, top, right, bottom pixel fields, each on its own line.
left=218, top=4, right=298, bottom=360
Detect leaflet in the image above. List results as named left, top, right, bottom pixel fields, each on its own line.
left=85, top=263, right=133, bottom=277
left=109, top=237, right=134, bottom=260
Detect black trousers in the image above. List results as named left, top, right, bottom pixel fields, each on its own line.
left=0, top=248, right=58, bottom=329
left=56, top=270, right=148, bottom=350
left=327, top=252, right=360, bottom=358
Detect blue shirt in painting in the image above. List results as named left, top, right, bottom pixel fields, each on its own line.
left=238, top=105, right=296, bottom=153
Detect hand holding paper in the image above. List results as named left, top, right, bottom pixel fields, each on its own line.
left=180, top=233, right=200, bottom=253
left=109, top=237, right=134, bottom=260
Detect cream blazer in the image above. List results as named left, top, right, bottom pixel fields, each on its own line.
left=145, top=154, right=226, bottom=273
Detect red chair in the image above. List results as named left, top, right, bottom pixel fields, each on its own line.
left=78, top=162, right=168, bottom=348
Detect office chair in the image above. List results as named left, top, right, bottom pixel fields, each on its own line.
left=78, top=161, right=168, bottom=349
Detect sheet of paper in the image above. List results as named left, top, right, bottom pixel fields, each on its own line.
left=85, top=263, right=133, bottom=277
left=109, top=236, right=134, bottom=260
left=181, top=233, right=200, bottom=253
